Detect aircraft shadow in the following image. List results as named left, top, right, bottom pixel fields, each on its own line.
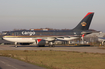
left=11, top=45, right=38, bottom=47
left=55, top=45, right=91, bottom=47
left=11, top=45, right=91, bottom=48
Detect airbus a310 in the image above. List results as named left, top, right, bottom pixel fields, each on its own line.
left=3, top=12, right=94, bottom=47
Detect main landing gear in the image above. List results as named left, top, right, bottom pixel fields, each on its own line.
left=15, top=42, right=18, bottom=48
left=48, top=42, right=55, bottom=47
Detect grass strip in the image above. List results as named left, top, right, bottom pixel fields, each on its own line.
left=0, top=50, right=105, bottom=69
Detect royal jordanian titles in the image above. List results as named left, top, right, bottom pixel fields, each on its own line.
left=3, top=12, right=94, bottom=47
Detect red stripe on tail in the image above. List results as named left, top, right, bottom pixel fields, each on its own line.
left=83, top=12, right=94, bottom=19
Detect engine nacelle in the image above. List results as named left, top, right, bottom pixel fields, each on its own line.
left=37, top=39, right=46, bottom=46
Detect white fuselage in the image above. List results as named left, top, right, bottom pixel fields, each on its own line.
left=3, top=36, right=79, bottom=43
left=3, top=37, right=35, bottom=43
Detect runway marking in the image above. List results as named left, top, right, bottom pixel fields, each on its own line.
left=0, top=60, right=18, bottom=69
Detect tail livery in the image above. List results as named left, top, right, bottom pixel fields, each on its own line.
left=73, top=12, right=94, bottom=30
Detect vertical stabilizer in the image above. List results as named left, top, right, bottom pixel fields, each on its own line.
left=73, top=12, right=94, bottom=30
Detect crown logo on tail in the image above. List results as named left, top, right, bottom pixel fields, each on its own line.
left=81, top=22, right=87, bottom=26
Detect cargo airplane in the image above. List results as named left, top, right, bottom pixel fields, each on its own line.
left=3, top=12, right=94, bottom=47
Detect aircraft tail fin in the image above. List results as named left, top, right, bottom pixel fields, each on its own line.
left=73, top=12, right=94, bottom=31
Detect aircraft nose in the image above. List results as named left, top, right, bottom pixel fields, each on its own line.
left=1, top=37, right=4, bottom=40
left=2, top=36, right=5, bottom=40
left=2, top=36, right=7, bottom=40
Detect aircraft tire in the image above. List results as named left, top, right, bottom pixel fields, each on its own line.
left=52, top=45, right=55, bottom=47
left=15, top=45, right=18, bottom=48
left=48, top=45, right=54, bottom=47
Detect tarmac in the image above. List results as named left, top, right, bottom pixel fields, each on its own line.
left=0, top=45, right=105, bottom=69
left=0, top=45, right=105, bottom=54
left=0, top=56, right=46, bottom=69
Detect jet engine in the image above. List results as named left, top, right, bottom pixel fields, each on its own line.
left=37, top=39, right=46, bottom=47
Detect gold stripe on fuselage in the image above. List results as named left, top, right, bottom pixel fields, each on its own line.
left=3, top=35, right=59, bottom=38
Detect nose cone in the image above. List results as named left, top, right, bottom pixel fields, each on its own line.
left=3, top=36, right=10, bottom=41
left=3, top=36, right=7, bottom=40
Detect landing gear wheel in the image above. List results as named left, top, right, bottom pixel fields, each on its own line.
left=15, top=45, right=18, bottom=48
left=48, top=43, right=55, bottom=47
left=49, top=45, right=52, bottom=47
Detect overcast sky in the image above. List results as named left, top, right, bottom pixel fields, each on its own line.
left=0, top=0, right=105, bottom=32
